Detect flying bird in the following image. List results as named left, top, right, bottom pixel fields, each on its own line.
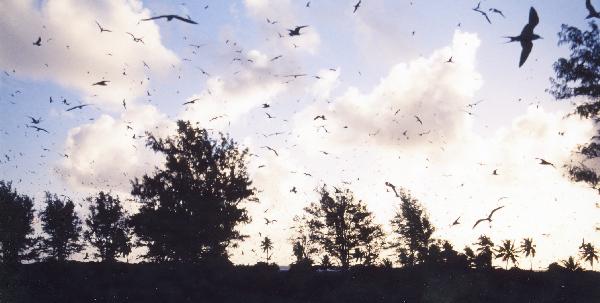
left=66, top=104, right=92, bottom=112
left=92, top=80, right=110, bottom=86
left=489, top=8, right=505, bottom=18
left=126, top=32, right=144, bottom=43
left=288, top=25, right=308, bottom=36
left=95, top=21, right=112, bottom=33
left=313, top=115, right=326, bottom=121
left=183, top=98, right=200, bottom=105
left=261, top=103, right=270, bottom=108
left=290, top=186, right=297, bottom=193
left=261, top=146, right=279, bottom=156
left=505, top=7, right=541, bottom=67
left=451, top=216, right=461, bottom=226
left=586, top=0, right=600, bottom=19
left=264, top=218, right=277, bottom=225
left=33, top=37, right=42, bottom=46
left=27, top=125, right=49, bottom=133
left=414, top=115, right=423, bottom=125
left=353, top=0, right=362, bottom=13
left=265, top=113, right=275, bottom=119
left=141, top=15, right=198, bottom=24
left=27, top=116, right=42, bottom=124
left=536, top=158, right=555, bottom=167
left=472, top=2, right=492, bottom=24
left=472, top=206, right=505, bottom=229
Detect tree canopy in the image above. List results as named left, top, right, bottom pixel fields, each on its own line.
left=84, top=192, right=131, bottom=262
left=0, top=181, right=36, bottom=264
left=39, top=193, right=83, bottom=262
left=131, top=120, right=255, bottom=263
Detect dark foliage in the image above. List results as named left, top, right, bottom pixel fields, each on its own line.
left=84, top=192, right=131, bottom=262
left=389, top=189, right=435, bottom=266
left=39, top=193, right=83, bottom=262
left=549, top=22, right=600, bottom=190
left=0, top=181, right=37, bottom=264
left=3, top=262, right=600, bottom=303
left=302, top=186, right=385, bottom=269
left=130, top=120, right=255, bottom=263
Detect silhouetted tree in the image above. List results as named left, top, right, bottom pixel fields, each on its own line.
left=548, top=22, right=600, bottom=190
left=464, top=246, right=476, bottom=268
left=39, top=193, right=82, bottom=261
left=260, top=236, right=273, bottom=264
left=130, top=120, right=255, bottom=263
left=390, top=189, right=435, bottom=266
left=579, top=241, right=599, bottom=270
left=440, top=241, right=469, bottom=268
left=84, top=192, right=131, bottom=262
left=290, top=214, right=319, bottom=264
left=495, top=240, right=519, bottom=269
left=321, top=254, right=332, bottom=270
left=520, top=238, right=536, bottom=270
left=473, top=235, right=494, bottom=270
left=303, top=186, right=385, bottom=269
left=0, top=181, right=37, bottom=264
left=561, top=256, right=583, bottom=272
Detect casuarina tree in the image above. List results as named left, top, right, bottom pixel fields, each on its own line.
left=131, top=120, right=255, bottom=263
left=0, top=181, right=37, bottom=264
left=39, top=193, right=83, bottom=261
left=84, top=192, right=132, bottom=262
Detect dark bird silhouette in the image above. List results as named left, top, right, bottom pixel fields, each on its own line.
left=473, top=206, right=504, bottom=229
left=266, top=18, right=278, bottom=24
left=446, top=56, right=454, bottom=63
left=472, top=2, right=492, bottom=24
left=290, top=186, right=297, bottom=193
left=489, top=8, right=505, bottom=18
left=33, top=37, right=42, bottom=46
left=492, top=169, right=498, bottom=175
left=586, top=0, right=600, bottom=19
left=262, top=146, right=279, bottom=156
left=27, top=116, right=42, bottom=124
left=27, top=125, right=49, bottom=133
left=313, top=115, right=326, bottom=121
left=270, top=55, right=283, bottom=61
left=126, top=32, right=144, bottom=43
left=384, top=181, right=400, bottom=197
left=536, top=158, right=555, bottom=167
left=95, top=20, right=112, bottom=33
left=92, top=80, right=110, bottom=86
left=353, top=0, right=362, bottom=13
left=183, top=98, right=200, bottom=105
left=467, top=100, right=484, bottom=108
left=141, top=15, right=197, bottom=24
left=122, top=99, right=127, bottom=110
left=414, top=115, right=423, bottom=125
left=451, top=216, right=461, bottom=226
left=265, top=112, right=275, bottom=119
left=505, top=7, right=541, bottom=67
left=261, top=103, right=270, bottom=108
left=66, top=104, right=92, bottom=111
left=265, top=218, right=277, bottom=225
left=288, top=25, right=308, bottom=36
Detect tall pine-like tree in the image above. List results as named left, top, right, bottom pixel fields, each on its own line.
left=131, top=121, right=255, bottom=263
left=40, top=193, right=82, bottom=262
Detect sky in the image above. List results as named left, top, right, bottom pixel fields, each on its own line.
left=0, top=0, right=599, bottom=269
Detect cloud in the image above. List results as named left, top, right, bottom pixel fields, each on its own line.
left=0, top=0, right=178, bottom=110
left=273, top=30, right=600, bottom=268
left=58, top=104, right=174, bottom=198
left=178, top=49, right=288, bottom=129
left=292, top=30, right=482, bottom=152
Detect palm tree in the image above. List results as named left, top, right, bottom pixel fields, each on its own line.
left=260, top=236, right=273, bottom=264
left=579, top=241, right=599, bottom=270
left=495, top=240, right=519, bottom=269
left=561, top=256, right=582, bottom=272
left=520, top=238, right=536, bottom=270
left=474, top=235, right=494, bottom=269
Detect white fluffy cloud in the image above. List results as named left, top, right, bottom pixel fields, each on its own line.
left=0, top=0, right=178, bottom=110
left=59, top=104, right=174, bottom=198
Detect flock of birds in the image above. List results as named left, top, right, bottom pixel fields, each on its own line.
left=2, top=1, right=600, bottom=260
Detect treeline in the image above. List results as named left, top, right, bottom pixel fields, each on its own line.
left=0, top=121, right=597, bottom=273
